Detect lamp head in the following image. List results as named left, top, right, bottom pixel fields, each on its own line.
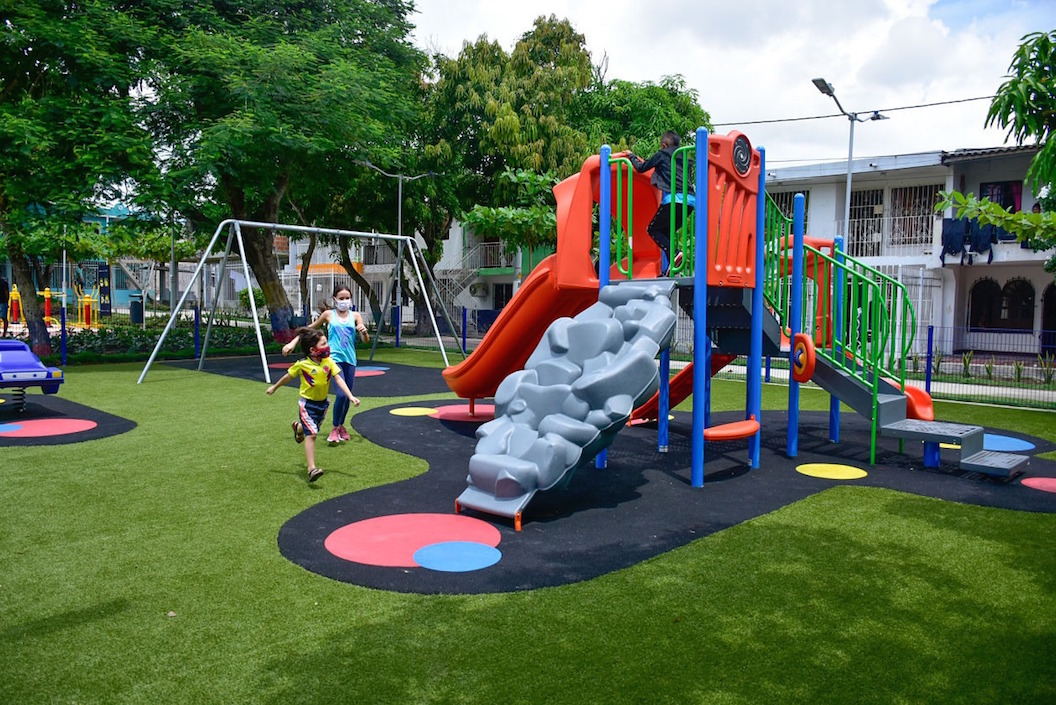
left=869, top=111, right=889, bottom=121
left=812, top=78, right=835, bottom=96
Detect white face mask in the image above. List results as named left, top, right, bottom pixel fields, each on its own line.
left=335, top=300, right=351, bottom=312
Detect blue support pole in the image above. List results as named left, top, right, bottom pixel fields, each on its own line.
left=462, top=307, right=468, bottom=354
left=747, top=147, right=765, bottom=468
left=596, top=145, right=612, bottom=470
left=690, top=128, right=709, bottom=487
left=925, top=325, right=934, bottom=394
left=786, top=193, right=806, bottom=457
left=765, top=356, right=771, bottom=382
left=194, top=305, right=201, bottom=359
left=829, top=236, right=845, bottom=443
left=658, top=348, right=670, bottom=452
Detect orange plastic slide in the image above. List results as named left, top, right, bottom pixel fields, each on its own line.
left=441, top=255, right=599, bottom=400
left=629, top=353, right=737, bottom=424
left=443, top=152, right=661, bottom=400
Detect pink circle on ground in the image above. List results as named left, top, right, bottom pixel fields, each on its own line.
left=432, top=404, right=495, bottom=423
left=325, top=513, right=501, bottom=567
left=268, top=363, right=289, bottom=370
left=354, top=369, right=385, bottom=378
left=1021, top=477, right=1056, bottom=493
left=0, top=418, right=97, bottom=438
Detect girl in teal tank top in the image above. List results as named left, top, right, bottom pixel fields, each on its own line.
left=281, top=284, right=369, bottom=443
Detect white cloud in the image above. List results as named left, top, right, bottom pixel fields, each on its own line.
left=410, top=0, right=1055, bottom=166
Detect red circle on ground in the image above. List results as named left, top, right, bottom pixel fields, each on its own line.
left=268, top=363, right=289, bottom=370
left=324, top=513, right=501, bottom=567
left=0, top=418, right=98, bottom=438
left=1022, top=477, right=1056, bottom=494
left=354, top=369, right=385, bottom=377
left=432, top=404, right=495, bottom=423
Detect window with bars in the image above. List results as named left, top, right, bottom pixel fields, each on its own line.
left=768, top=190, right=809, bottom=230
left=890, top=184, right=942, bottom=247
left=847, top=189, right=884, bottom=257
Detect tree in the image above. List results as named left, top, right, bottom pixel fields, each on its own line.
left=422, top=17, right=711, bottom=259
left=0, top=2, right=156, bottom=354
left=937, top=30, right=1056, bottom=271
left=138, top=0, right=426, bottom=342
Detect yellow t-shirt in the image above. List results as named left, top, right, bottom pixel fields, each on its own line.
left=287, top=356, right=341, bottom=402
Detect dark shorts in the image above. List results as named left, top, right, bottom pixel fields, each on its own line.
left=0, top=303, right=7, bottom=321
left=298, top=397, right=330, bottom=437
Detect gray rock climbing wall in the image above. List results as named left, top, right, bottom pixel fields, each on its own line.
left=462, top=280, right=677, bottom=509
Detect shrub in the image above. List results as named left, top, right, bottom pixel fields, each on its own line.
left=1040, top=353, right=1056, bottom=385
left=1013, top=360, right=1025, bottom=383
left=932, top=353, right=943, bottom=376
left=985, top=355, right=995, bottom=380
left=961, top=349, right=974, bottom=378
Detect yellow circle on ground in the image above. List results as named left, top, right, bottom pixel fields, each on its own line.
left=390, top=407, right=440, bottom=417
left=796, top=463, right=868, bottom=480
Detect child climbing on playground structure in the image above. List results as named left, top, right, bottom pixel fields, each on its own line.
left=267, top=327, right=359, bottom=482
left=627, top=130, right=696, bottom=273
left=281, top=285, right=369, bottom=444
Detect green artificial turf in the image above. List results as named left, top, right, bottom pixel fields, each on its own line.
left=2, top=357, right=1056, bottom=703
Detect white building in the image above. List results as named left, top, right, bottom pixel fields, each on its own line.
left=766, top=145, right=1054, bottom=357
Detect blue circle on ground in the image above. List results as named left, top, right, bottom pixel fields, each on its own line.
left=984, top=434, right=1035, bottom=452
left=413, top=541, right=502, bottom=573
left=357, top=366, right=389, bottom=372
left=0, top=423, right=23, bottom=433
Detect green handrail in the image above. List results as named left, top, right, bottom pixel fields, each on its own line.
left=762, top=195, right=917, bottom=461
left=610, top=156, right=635, bottom=278
left=669, top=145, right=695, bottom=276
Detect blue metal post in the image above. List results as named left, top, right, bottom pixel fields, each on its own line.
left=658, top=348, right=670, bottom=452
left=925, top=325, right=934, bottom=394
left=596, top=145, right=612, bottom=470
left=830, top=236, right=845, bottom=443
left=691, top=128, right=709, bottom=487
left=787, top=193, right=806, bottom=457
left=765, top=356, right=771, bottom=382
left=194, top=306, right=201, bottom=359
left=747, top=147, right=765, bottom=467
left=462, top=307, right=468, bottom=353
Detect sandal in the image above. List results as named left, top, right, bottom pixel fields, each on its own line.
left=292, top=421, right=305, bottom=444
left=308, top=467, right=324, bottom=482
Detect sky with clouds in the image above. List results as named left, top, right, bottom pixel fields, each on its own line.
left=410, top=0, right=1055, bottom=168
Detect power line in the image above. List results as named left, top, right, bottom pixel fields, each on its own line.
left=713, top=95, right=995, bottom=127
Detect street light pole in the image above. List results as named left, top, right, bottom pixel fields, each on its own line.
left=355, top=160, right=435, bottom=347
left=812, top=78, right=888, bottom=241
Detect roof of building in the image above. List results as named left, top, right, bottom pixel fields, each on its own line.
left=941, top=144, right=1040, bottom=163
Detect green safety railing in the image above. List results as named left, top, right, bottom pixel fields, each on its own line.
left=606, top=148, right=697, bottom=279
left=762, top=195, right=917, bottom=459
left=610, top=156, right=636, bottom=278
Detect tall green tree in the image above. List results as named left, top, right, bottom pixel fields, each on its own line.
left=937, top=30, right=1056, bottom=271
left=138, top=0, right=426, bottom=341
left=0, top=2, right=155, bottom=354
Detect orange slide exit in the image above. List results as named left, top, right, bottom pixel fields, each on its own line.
left=443, top=152, right=662, bottom=400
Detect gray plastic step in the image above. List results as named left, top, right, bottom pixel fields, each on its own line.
left=959, top=450, right=1029, bottom=477
left=881, top=418, right=985, bottom=460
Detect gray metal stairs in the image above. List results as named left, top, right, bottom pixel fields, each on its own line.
left=811, top=356, right=1028, bottom=477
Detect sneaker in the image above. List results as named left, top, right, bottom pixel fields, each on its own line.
left=327, top=427, right=342, bottom=444
left=308, top=467, right=324, bottom=483
left=337, top=425, right=351, bottom=441
left=672, top=251, right=684, bottom=271
left=292, top=421, right=305, bottom=444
